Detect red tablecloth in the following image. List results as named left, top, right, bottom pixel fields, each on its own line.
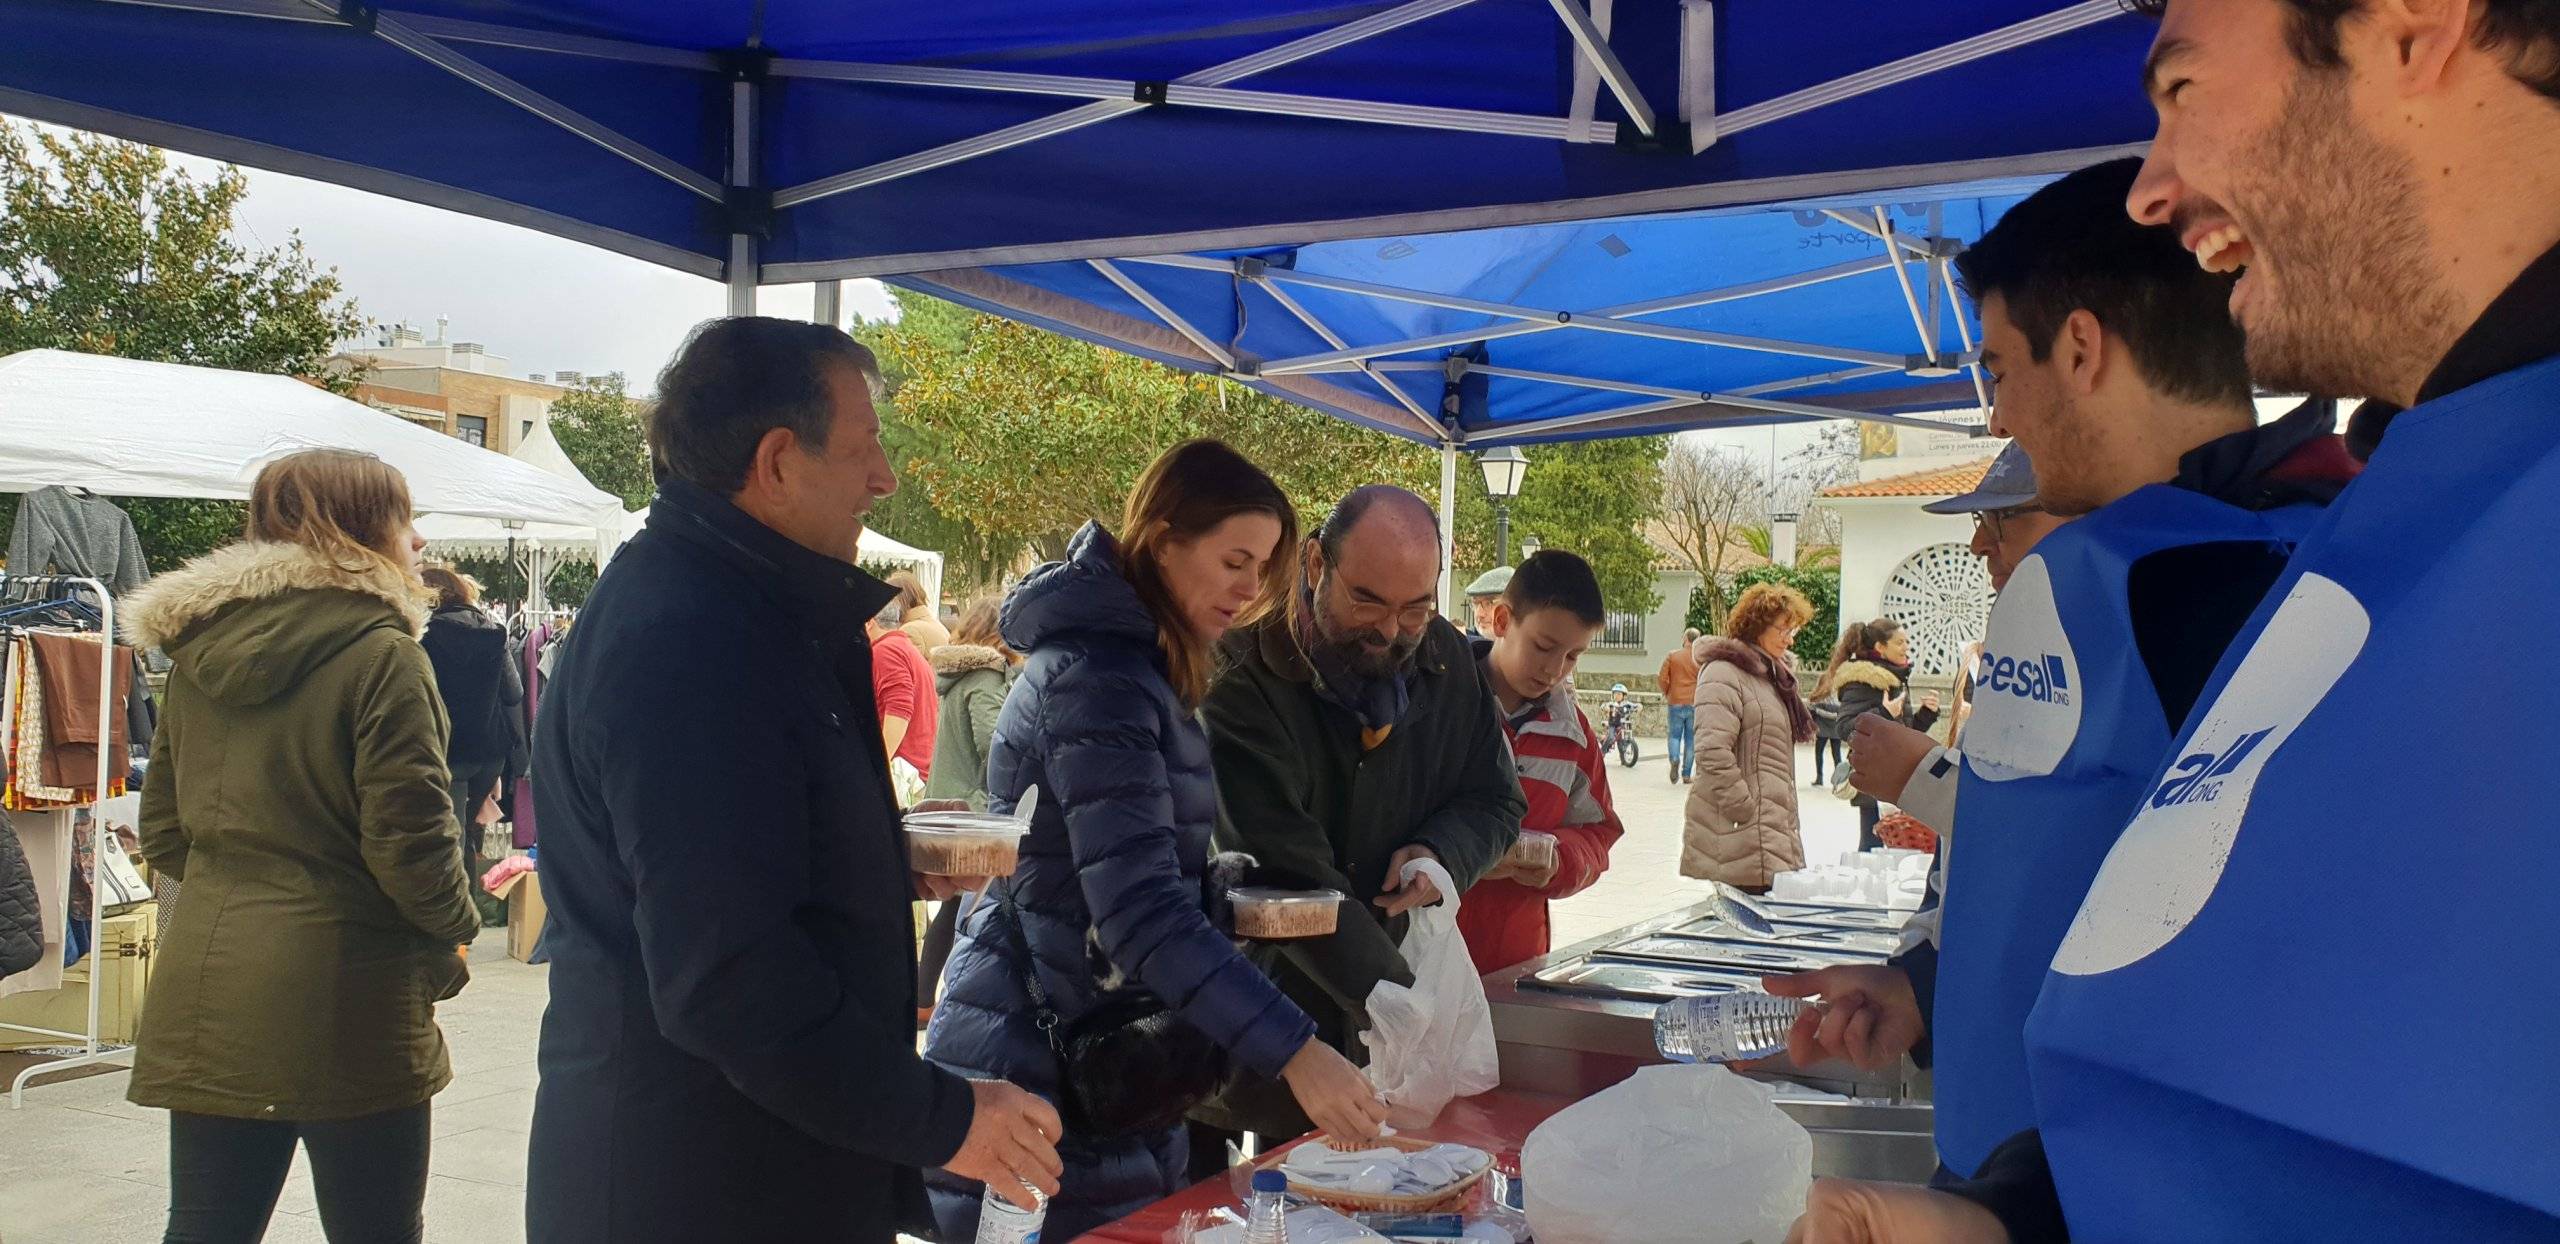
left=1075, top=1089, right=1577, bottom=1243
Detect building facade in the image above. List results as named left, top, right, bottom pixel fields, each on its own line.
left=334, top=321, right=622, bottom=455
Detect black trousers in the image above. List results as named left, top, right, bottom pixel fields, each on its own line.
left=164, top=1103, right=432, bottom=1244
left=450, top=763, right=503, bottom=891
left=1858, top=798, right=1883, bottom=852
left=1810, top=737, right=1845, bottom=783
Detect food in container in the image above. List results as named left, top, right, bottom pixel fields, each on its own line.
left=904, top=811, right=1027, bottom=877
left=1228, top=887, right=1345, bottom=939
left=1508, top=831, right=1558, bottom=874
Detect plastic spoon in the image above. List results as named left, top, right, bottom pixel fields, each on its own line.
left=1708, top=881, right=1785, bottom=940
left=1015, top=784, right=1040, bottom=827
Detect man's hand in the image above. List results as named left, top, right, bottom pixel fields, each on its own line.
left=1847, top=716, right=1937, bottom=805
left=943, top=1080, right=1064, bottom=1211
left=1762, top=965, right=1924, bottom=1071
left=1281, top=1038, right=1392, bottom=1145
left=1501, top=831, right=1561, bottom=890
left=1785, top=1179, right=2009, bottom=1244
left=1374, top=845, right=1443, bottom=917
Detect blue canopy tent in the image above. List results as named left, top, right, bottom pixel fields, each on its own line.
left=0, top=0, right=2157, bottom=591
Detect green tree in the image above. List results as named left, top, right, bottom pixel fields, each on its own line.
left=0, top=122, right=366, bottom=570
left=1451, top=437, right=1667, bottom=618
left=546, top=373, right=652, bottom=510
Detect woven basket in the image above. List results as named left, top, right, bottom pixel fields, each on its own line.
left=1255, top=1134, right=1491, bottom=1214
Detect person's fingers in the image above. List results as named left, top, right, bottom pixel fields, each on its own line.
left=1786, top=1009, right=1827, bottom=1066
left=987, top=1176, right=1039, bottom=1212
left=1845, top=1007, right=1883, bottom=1069
left=1004, top=1135, right=1064, bottom=1190
left=1762, top=969, right=1832, bottom=999
left=1021, top=1093, right=1064, bottom=1141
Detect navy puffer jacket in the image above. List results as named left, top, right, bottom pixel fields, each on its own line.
left=923, top=523, right=1315, bottom=1242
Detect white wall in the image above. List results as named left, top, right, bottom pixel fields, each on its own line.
left=1826, top=499, right=1977, bottom=652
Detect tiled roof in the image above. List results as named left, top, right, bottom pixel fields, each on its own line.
left=1818, top=456, right=1995, bottom=499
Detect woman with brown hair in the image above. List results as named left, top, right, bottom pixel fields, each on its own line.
left=123, top=448, right=479, bottom=1243
left=888, top=567, right=950, bottom=649
left=1683, top=583, right=1820, bottom=892
left=923, top=439, right=1387, bottom=1241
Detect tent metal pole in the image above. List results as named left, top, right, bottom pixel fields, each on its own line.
left=1226, top=255, right=1898, bottom=375
left=1935, top=256, right=1996, bottom=415
left=1543, top=0, right=1657, bottom=136
left=773, top=0, right=1486, bottom=207
left=1088, top=260, right=1236, bottom=369
left=1817, top=209, right=1938, bottom=261
left=1439, top=442, right=1458, bottom=614
left=1249, top=277, right=1443, bottom=430
left=1875, top=208, right=1941, bottom=365
left=727, top=76, right=758, bottom=316
left=814, top=280, right=843, bottom=328
left=1714, top=0, right=2123, bottom=138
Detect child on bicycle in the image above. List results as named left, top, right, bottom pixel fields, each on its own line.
left=1603, top=684, right=1637, bottom=749
left=1460, top=551, right=1625, bottom=975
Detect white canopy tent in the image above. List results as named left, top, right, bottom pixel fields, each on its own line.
left=0, top=349, right=626, bottom=529
left=617, top=506, right=945, bottom=607
left=416, top=421, right=631, bottom=613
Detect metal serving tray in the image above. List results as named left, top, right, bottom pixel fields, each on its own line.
left=1519, top=957, right=1765, bottom=1002
left=1595, top=934, right=1877, bottom=975
left=1669, top=917, right=1902, bottom=956
left=1752, top=901, right=1913, bottom=931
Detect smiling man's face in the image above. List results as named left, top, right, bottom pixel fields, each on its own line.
left=2126, top=0, right=2458, bottom=402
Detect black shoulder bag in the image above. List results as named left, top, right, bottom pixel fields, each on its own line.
left=990, top=880, right=1232, bottom=1138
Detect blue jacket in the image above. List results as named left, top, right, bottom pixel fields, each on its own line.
left=924, top=523, right=1315, bottom=1240
left=526, top=480, right=974, bottom=1244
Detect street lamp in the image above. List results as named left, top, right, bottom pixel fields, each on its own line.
left=1479, top=445, right=1529, bottom=565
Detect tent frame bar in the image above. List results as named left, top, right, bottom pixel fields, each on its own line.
left=1249, top=278, right=1445, bottom=433
left=1876, top=208, right=1943, bottom=366
left=1090, top=259, right=1237, bottom=369
left=288, top=1, right=724, bottom=202
left=770, top=60, right=1616, bottom=145
left=1543, top=0, right=1656, bottom=137
left=727, top=73, right=759, bottom=312
left=1714, top=0, right=2126, bottom=139
left=1240, top=253, right=1900, bottom=376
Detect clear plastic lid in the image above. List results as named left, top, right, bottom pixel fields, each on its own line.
left=1227, top=887, right=1348, bottom=906
left=902, top=811, right=1028, bottom=838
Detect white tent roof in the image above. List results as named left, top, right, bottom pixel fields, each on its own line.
left=620, top=505, right=943, bottom=604
left=0, top=349, right=623, bottom=527
left=416, top=421, right=628, bottom=560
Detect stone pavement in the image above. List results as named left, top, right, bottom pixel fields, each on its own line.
left=0, top=737, right=1854, bottom=1241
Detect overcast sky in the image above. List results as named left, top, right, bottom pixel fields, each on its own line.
left=187, top=153, right=1837, bottom=467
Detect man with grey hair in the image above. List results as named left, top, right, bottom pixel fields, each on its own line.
left=527, top=318, right=1058, bottom=1243
left=1194, top=485, right=1523, bottom=1154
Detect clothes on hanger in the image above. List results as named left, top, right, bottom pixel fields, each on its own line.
left=7, top=487, right=149, bottom=596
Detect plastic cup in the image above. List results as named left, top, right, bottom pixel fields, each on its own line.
left=903, top=811, right=1027, bottom=877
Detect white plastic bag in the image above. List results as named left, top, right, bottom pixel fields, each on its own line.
left=1521, top=1065, right=1812, bottom=1244
left=1360, top=858, right=1500, bottom=1128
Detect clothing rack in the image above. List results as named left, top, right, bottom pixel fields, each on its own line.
left=0, top=573, right=127, bottom=1107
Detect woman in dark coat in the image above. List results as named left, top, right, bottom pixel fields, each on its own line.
left=1822, top=618, right=1941, bottom=850
left=418, top=565, right=521, bottom=901
left=923, top=440, right=1388, bottom=1241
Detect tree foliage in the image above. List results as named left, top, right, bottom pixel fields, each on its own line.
left=1451, top=436, right=1667, bottom=617
left=0, top=122, right=366, bottom=571
left=1657, top=439, right=1770, bottom=624
left=546, top=373, right=653, bottom=510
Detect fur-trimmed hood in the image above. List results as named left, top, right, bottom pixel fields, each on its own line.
left=127, top=541, right=435, bottom=708
left=1829, top=659, right=1907, bottom=695
left=927, top=643, right=1010, bottom=678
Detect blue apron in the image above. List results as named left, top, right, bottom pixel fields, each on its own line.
left=1934, top=485, right=2315, bottom=1178
left=2029, top=354, right=2560, bottom=1242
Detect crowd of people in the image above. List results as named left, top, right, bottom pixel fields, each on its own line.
left=98, top=0, right=2560, bottom=1240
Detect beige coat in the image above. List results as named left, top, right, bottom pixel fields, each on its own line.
left=1682, top=637, right=1805, bottom=888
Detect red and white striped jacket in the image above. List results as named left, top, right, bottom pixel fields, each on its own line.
left=1456, top=662, right=1624, bottom=975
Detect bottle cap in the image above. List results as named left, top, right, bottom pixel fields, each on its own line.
left=1252, top=1169, right=1288, bottom=1193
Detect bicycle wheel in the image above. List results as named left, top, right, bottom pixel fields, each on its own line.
left=1618, top=736, right=1640, bottom=767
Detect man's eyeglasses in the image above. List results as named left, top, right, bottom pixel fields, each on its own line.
left=1972, top=503, right=2045, bottom=536
left=1322, top=573, right=1435, bottom=629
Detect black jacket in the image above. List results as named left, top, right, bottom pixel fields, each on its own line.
left=524, top=479, right=974, bottom=1244
left=1195, top=612, right=1523, bottom=1138
left=419, top=603, right=520, bottom=771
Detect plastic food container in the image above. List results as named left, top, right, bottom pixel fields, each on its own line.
left=1511, top=830, right=1559, bottom=873
left=903, top=812, right=1027, bottom=877
left=1228, top=887, right=1345, bottom=940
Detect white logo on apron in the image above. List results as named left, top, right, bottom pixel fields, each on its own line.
left=1964, top=555, right=2082, bottom=782
left=2051, top=574, right=2367, bottom=975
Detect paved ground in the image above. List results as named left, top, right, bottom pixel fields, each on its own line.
left=0, top=738, right=1856, bottom=1242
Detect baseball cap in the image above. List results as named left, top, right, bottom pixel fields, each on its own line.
left=1922, top=442, right=2041, bottom=515
left=1464, top=566, right=1514, bottom=597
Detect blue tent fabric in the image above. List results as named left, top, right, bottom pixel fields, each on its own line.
left=0, top=1, right=2150, bottom=279
left=0, top=1, right=2151, bottom=439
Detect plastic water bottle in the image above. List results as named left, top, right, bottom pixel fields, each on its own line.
left=975, top=1182, right=1046, bottom=1244
left=1243, top=1168, right=1291, bottom=1244
left=1653, top=992, right=1810, bottom=1063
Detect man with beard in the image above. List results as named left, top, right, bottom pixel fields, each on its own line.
left=1193, top=485, right=1523, bottom=1154
left=1788, top=2, right=2560, bottom=1241
left=1766, top=159, right=2355, bottom=1192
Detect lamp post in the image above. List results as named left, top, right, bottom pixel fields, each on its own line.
left=1479, top=445, right=1529, bottom=565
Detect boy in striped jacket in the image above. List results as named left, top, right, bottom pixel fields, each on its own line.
left=1456, top=550, right=1625, bottom=974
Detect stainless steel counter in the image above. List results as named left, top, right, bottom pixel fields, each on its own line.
left=1486, top=899, right=1941, bottom=1184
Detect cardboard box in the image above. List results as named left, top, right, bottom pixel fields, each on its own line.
left=0, top=902, right=156, bottom=1048
left=493, top=872, right=546, bottom=963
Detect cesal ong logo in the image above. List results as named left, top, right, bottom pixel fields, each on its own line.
left=1978, top=649, right=2073, bottom=706
left=2148, top=727, right=2274, bottom=809
left=2053, top=575, right=2367, bottom=976
left=1963, top=555, right=2082, bottom=782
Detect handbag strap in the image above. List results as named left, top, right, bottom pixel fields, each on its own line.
left=988, top=881, right=1067, bottom=1050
